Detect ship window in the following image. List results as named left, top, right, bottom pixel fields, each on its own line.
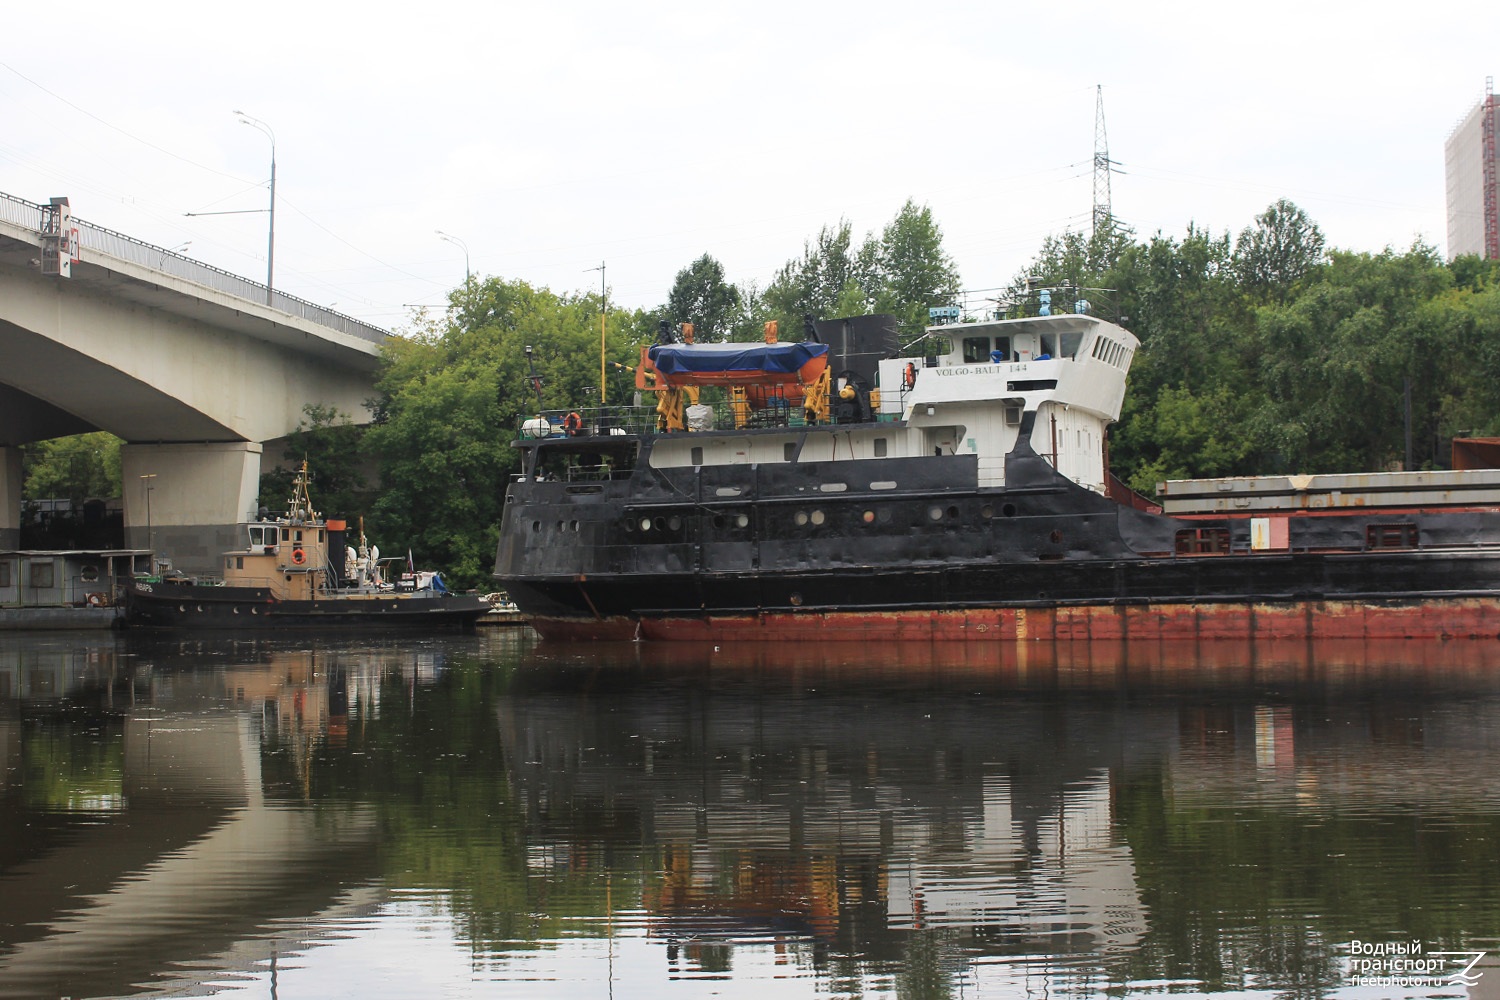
left=1367, top=523, right=1418, bottom=549
left=0, top=561, right=9, bottom=588
left=962, top=336, right=991, bottom=363
left=282, top=528, right=290, bottom=541
left=784, top=442, right=797, bottom=462
left=1061, top=332, right=1084, bottom=359
left=29, top=562, right=54, bottom=588
left=871, top=481, right=897, bottom=490
left=1039, top=334, right=1058, bottom=358
left=236, top=556, right=244, bottom=569
left=1175, top=528, right=1231, bottom=555
left=691, top=447, right=703, bottom=467
left=874, top=438, right=887, bottom=457
left=226, top=557, right=233, bottom=570
left=715, top=487, right=742, bottom=497
left=993, top=337, right=1010, bottom=361
left=819, top=483, right=847, bottom=493
left=1008, top=379, right=1058, bottom=391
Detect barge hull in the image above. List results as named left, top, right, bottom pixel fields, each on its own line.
left=526, top=595, right=1500, bottom=643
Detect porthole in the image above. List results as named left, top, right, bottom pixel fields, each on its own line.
left=948, top=506, right=960, bottom=520
left=178, top=605, right=186, bottom=613
left=624, top=519, right=635, bottom=532
left=980, top=504, right=994, bottom=519
left=556, top=521, right=565, bottom=532
left=1049, top=529, right=1064, bottom=543
left=531, top=520, right=541, bottom=532
left=233, top=607, right=240, bottom=615
left=251, top=607, right=259, bottom=615
left=1002, top=503, right=1018, bottom=518
left=878, top=508, right=892, bottom=523
left=712, top=514, right=726, bottom=528
left=928, top=506, right=943, bottom=521
left=668, top=516, right=682, bottom=531
left=810, top=510, right=826, bottom=526
left=196, top=605, right=203, bottom=613
left=640, top=518, right=652, bottom=531
left=795, top=511, right=809, bottom=526
left=735, top=514, right=750, bottom=528
left=570, top=520, right=579, bottom=532
left=862, top=510, right=876, bottom=524
left=653, top=517, right=667, bottom=531
left=790, top=592, right=803, bottom=607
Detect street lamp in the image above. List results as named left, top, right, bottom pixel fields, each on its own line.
left=586, top=262, right=606, bottom=405
left=435, top=230, right=470, bottom=282
left=139, top=474, right=157, bottom=573
left=234, top=110, right=276, bottom=305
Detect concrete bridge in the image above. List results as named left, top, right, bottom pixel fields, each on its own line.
left=0, top=192, right=389, bottom=574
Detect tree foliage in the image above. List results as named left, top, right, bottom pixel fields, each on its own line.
left=22, top=432, right=121, bottom=507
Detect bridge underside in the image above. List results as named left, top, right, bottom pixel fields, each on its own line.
left=0, top=209, right=385, bottom=576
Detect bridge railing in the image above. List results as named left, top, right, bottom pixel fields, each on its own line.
left=0, top=190, right=389, bottom=345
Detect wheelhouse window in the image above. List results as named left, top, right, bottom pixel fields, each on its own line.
left=962, top=336, right=991, bottom=363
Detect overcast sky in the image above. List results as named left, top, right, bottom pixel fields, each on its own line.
left=4, top=1, right=1497, bottom=331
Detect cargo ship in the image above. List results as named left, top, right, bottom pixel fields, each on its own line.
left=126, top=463, right=491, bottom=629
left=493, top=310, right=1500, bottom=642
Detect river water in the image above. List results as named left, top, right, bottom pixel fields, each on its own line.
left=3, top=630, right=1500, bottom=1000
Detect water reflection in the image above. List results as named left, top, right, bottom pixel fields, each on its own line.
left=0, top=633, right=1498, bottom=998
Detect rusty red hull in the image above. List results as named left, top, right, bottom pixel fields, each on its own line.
left=526, top=595, right=1500, bottom=644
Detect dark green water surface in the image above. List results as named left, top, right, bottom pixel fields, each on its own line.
left=3, top=632, right=1499, bottom=999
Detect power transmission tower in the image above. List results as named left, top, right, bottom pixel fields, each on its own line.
left=1092, top=84, right=1117, bottom=238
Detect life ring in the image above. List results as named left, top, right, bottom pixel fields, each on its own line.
left=291, top=547, right=307, bottom=566
left=564, top=411, right=584, bottom=435
left=86, top=592, right=105, bottom=607
left=903, top=362, right=917, bottom=389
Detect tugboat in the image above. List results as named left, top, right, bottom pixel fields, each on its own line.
left=125, top=463, right=490, bottom=629
left=494, top=309, right=1500, bottom=643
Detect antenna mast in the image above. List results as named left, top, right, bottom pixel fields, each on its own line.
left=1092, top=84, right=1115, bottom=237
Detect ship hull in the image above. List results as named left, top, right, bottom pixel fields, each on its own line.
left=123, top=580, right=490, bottom=630
left=520, top=596, right=1500, bottom=643
left=496, top=448, right=1500, bottom=643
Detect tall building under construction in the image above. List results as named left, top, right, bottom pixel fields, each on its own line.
left=1445, top=80, right=1499, bottom=260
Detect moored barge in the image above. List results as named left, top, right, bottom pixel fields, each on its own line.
left=494, top=312, right=1500, bottom=642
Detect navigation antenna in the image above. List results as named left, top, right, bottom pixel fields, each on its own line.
left=1092, top=84, right=1118, bottom=238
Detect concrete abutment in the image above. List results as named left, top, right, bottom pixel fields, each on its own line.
left=122, top=442, right=262, bottom=578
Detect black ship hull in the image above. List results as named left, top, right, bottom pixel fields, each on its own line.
left=496, top=443, right=1500, bottom=643
left=124, top=579, right=491, bottom=630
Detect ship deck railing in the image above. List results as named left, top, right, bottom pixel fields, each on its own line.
left=518, top=402, right=899, bottom=441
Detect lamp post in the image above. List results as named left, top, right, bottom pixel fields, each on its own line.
left=233, top=110, right=276, bottom=305
left=586, top=262, right=606, bottom=404
left=139, top=474, right=157, bottom=573
left=435, top=230, right=470, bottom=283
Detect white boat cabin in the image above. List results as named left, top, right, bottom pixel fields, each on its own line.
left=647, top=314, right=1138, bottom=492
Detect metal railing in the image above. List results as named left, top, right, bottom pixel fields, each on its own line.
left=0, top=190, right=390, bottom=345
left=518, top=401, right=900, bottom=440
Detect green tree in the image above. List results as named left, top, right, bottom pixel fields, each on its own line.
left=257, top=404, right=370, bottom=520
left=1235, top=198, right=1326, bottom=302
left=22, top=432, right=122, bottom=507
left=662, top=254, right=742, bottom=342
left=868, top=199, right=962, bottom=335
left=367, top=277, right=642, bottom=588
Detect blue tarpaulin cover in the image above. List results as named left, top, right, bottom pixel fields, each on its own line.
left=648, top=341, right=828, bottom=376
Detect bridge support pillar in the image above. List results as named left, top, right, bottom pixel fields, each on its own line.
left=0, top=447, right=20, bottom=550
left=121, top=443, right=262, bottom=577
